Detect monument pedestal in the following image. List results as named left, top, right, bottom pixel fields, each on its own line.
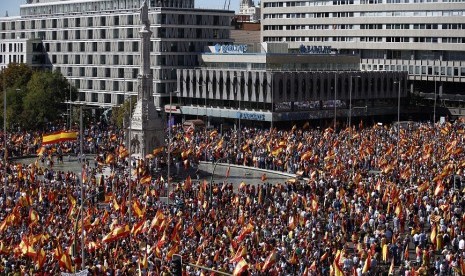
left=129, top=99, right=164, bottom=158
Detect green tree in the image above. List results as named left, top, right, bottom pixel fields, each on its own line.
left=0, top=63, right=32, bottom=130
left=111, top=96, right=137, bottom=128
left=0, top=63, right=33, bottom=91
left=22, top=70, right=69, bottom=129
left=5, top=87, right=27, bottom=131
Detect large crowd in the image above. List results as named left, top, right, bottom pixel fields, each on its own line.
left=0, top=118, right=464, bottom=275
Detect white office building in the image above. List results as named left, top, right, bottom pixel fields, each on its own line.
left=261, top=0, right=465, bottom=118
left=0, top=0, right=233, bottom=108
left=175, top=42, right=407, bottom=128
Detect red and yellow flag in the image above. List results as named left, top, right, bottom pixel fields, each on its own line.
left=102, top=224, right=130, bottom=243
left=132, top=199, right=145, bottom=218
left=131, top=220, right=146, bottom=236
left=261, top=250, right=277, bottom=271
left=430, top=224, right=437, bottom=245
left=140, top=174, right=152, bottom=185
left=333, top=250, right=344, bottom=276
left=59, top=251, right=73, bottom=272
left=36, top=248, right=46, bottom=269
left=230, top=246, right=247, bottom=263
left=29, top=209, right=39, bottom=225
left=42, top=131, right=78, bottom=145
left=233, top=258, right=249, bottom=276
left=362, top=253, right=371, bottom=273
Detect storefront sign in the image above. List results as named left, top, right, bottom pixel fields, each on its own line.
left=164, top=105, right=181, bottom=114
left=238, top=112, right=265, bottom=121
left=214, top=44, right=248, bottom=54
left=299, top=45, right=333, bottom=54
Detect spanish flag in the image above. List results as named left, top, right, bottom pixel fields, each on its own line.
left=417, top=181, right=429, bottom=193
left=36, top=248, right=46, bottom=269
left=42, top=131, right=78, bottom=145
left=29, top=209, right=39, bottom=225
left=333, top=250, right=344, bottom=276
left=59, top=251, right=73, bottom=272
left=362, top=253, right=371, bottom=273
left=261, top=250, right=277, bottom=272
left=430, top=224, right=437, bottom=245
left=132, top=200, right=145, bottom=218
left=233, top=258, right=249, bottom=276
left=102, top=224, right=130, bottom=243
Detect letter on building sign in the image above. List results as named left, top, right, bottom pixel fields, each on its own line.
left=299, top=44, right=333, bottom=54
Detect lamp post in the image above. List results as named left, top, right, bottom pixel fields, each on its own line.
left=167, top=90, right=179, bottom=203
left=349, top=75, right=360, bottom=138
left=73, top=189, right=103, bottom=271
left=233, top=73, right=241, bottom=150
left=3, top=71, right=7, bottom=197
left=200, top=80, right=207, bottom=161
left=125, top=77, right=133, bottom=223
left=209, top=157, right=228, bottom=210
left=396, top=78, right=401, bottom=167
left=270, top=74, right=274, bottom=130
left=433, top=73, right=437, bottom=124
left=334, top=73, right=337, bottom=130
left=68, top=72, right=72, bottom=130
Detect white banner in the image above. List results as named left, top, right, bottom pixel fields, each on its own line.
left=61, top=269, right=88, bottom=276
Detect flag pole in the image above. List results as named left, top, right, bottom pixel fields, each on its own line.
left=80, top=104, right=85, bottom=270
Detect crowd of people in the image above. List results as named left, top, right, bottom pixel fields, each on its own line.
left=0, top=118, right=464, bottom=275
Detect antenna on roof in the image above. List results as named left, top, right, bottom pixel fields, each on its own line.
left=5, top=11, right=8, bottom=17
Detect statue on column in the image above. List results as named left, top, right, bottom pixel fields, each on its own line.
left=140, top=1, right=149, bottom=27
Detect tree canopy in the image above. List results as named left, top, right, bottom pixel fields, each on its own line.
left=0, top=63, right=74, bottom=130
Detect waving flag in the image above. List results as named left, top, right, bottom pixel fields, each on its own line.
left=233, top=258, right=249, bottom=276
left=102, top=224, right=130, bottom=243
left=262, top=250, right=277, bottom=272
left=132, top=199, right=145, bottom=218
left=29, top=209, right=39, bottom=225
left=42, top=131, right=77, bottom=145
left=362, top=253, right=371, bottom=274
left=59, top=251, right=73, bottom=272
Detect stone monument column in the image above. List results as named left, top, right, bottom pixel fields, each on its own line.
left=129, top=0, right=164, bottom=158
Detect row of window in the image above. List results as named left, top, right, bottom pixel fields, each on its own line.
left=20, top=0, right=193, bottom=17
left=263, top=36, right=465, bottom=43
left=47, top=53, right=198, bottom=68
left=0, top=28, right=228, bottom=42
left=265, top=23, right=465, bottom=31
left=0, top=43, right=24, bottom=53
left=360, top=10, right=464, bottom=17
left=264, top=10, right=465, bottom=19
left=265, top=0, right=457, bottom=7
left=46, top=37, right=206, bottom=54
left=361, top=63, right=465, bottom=77
left=0, top=54, right=24, bottom=64
left=0, top=14, right=228, bottom=32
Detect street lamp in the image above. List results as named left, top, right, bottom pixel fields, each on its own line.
left=167, top=90, right=179, bottom=203
left=68, top=72, right=72, bottom=130
left=433, top=70, right=437, bottom=124
left=334, top=73, right=337, bottom=130
left=209, top=157, right=228, bottom=210
left=73, top=189, right=103, bottom=271
left=349, top=75, right=361, bottom=138
left=198, top=80, right=208, bottom=161
left=124, top=76, right=133, bottom=222
left=233, top=73, right=241, bottom=150
left=396, top=79, right=401, bottom=166
left=3, top=71, right=7, bottom=197
left=270, top=74, right=274, bottom=130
